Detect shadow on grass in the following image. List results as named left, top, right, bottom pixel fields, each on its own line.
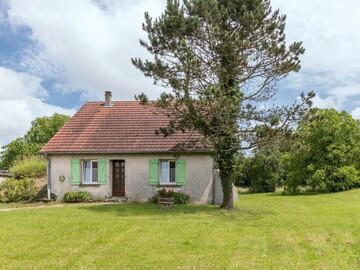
left=237, top=189, right=326, bottom=197
left=79, top=202, right=270, bottom=222
left=265, top=191, right=326, bottom=197
left=80, top=203, right=214, bottom=216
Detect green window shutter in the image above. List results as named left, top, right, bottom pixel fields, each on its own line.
left=149, top=159, right=159, bottom=185
left=176, top=159, right=186, bottom=185
left=98, top=158, right=107, bottom=185
left=71, top=159, right=81, bottom=185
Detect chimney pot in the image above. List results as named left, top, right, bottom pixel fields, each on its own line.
left=104, top=91, right=112, bottom=107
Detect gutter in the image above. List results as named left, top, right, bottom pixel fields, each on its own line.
left=40, top=150, right=210, bottom=155
left=212, top=158, right=216, bottom=205
left=45, top=153, right=51, bottom=200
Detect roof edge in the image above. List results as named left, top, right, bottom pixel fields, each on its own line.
left=40, top=150, right=210, bottom=155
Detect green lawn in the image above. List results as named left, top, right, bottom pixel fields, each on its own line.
left=1, top=190, right=360, bottom=269
left=0, top=202, right=57, bottom=209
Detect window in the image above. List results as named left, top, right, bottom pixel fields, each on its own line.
left=160, top=160, right=176, bottom=184
left=149, top=159, right=185, bottom=186
left=83, top=160, right=98, bottom=183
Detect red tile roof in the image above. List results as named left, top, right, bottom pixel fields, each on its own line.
left=40, top=101, right=206, bottom=154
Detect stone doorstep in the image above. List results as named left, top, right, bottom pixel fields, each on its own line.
left=104, top=196, right=128, bottom=202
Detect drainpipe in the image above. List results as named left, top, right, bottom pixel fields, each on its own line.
left=45, top=153, right=51, bottom=200
left=212, top=158, right=216, bottom=205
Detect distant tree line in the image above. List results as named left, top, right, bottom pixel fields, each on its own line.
left=0, top=113, right=70, bottom=170
left=234, top=109, right=360, bottom=194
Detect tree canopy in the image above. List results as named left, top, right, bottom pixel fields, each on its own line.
left=0, top=113, right=70, bottom=169
left=132, top=0, right=313, bottom=208
left=283, top=109, right=360, bottom=193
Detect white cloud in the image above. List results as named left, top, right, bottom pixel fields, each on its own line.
left=351, top=107, right=360, bottom=120
left=17, top=44, right=65, bottom=79
left=0, top=66, right=46, bottom=99
left=272, top=0, right=360, bottom=104
left=311, top=93, right=345, bottom=110
left=272, top=0, right=360, bottom=77
left=7, top=0, right=166, bottom=101
left=328, top=84, right=360, bottom=98
left=7, top=0, right=360, bottom=104
left=0, top=67, right=75, bottom=147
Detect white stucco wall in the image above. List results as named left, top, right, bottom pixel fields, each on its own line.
left=48, top=153, right=233, bottom=204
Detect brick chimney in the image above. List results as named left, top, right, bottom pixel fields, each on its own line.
left=104, top=91, right=113, bottom=107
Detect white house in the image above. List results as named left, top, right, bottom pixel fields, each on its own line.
left=40, top=91, right=238, bottom=204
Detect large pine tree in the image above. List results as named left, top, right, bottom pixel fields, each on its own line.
left=132, top=0, right=313, bottom=208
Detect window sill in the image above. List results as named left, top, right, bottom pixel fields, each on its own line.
left=157, top=184, right=183, bottom=188
left=79, top=184, right=100, bottom=187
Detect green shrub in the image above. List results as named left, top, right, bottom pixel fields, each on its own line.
left=0, top=178, right=36, bottom=202
left=50, top=193, right=57, bottom=201
left=62, top=191, right=92, bottom=203
left=240, top=154, right=278, bottom=193
left=278, top=154, right=292, bottom=187
left=232, top=152, right=248, bottom=187
left=10, top=156, right=46, bottom=180
left=149, top=194, right=158, bottom=203
left=307, top=166, right=359, bottom=192
left=173, top=193, right=190, bottom=204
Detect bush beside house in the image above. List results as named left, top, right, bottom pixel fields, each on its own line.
left=0, top=178, right=36, bottom=202
left=0, top=157, right=47, bottom=202
left=173, top=193, right=190, bottom=204
left=62, top=191, right=92, bottom=203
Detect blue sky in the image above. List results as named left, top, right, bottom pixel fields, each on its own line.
left=0, top=0, right=360, bottom=147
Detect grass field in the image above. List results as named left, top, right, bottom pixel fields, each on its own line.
left=1, top=190, right=360, bottom=269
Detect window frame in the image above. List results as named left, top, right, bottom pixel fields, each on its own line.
left=82, top=160, right=99, bottom=184
left=159, top=160, right=176, bottom=185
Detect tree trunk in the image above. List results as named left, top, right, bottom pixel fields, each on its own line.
left=217, top=149, right=236, bottom=209
left=220, top=172, right=234, bottom=209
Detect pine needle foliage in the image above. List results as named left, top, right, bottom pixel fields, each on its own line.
left=132, top=0, right=313, bottom=208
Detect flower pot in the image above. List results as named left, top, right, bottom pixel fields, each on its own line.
left=158, top=196, right=175, bottom=204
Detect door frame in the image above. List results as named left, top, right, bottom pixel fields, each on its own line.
left=112, top=160, right=125, bottom=196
